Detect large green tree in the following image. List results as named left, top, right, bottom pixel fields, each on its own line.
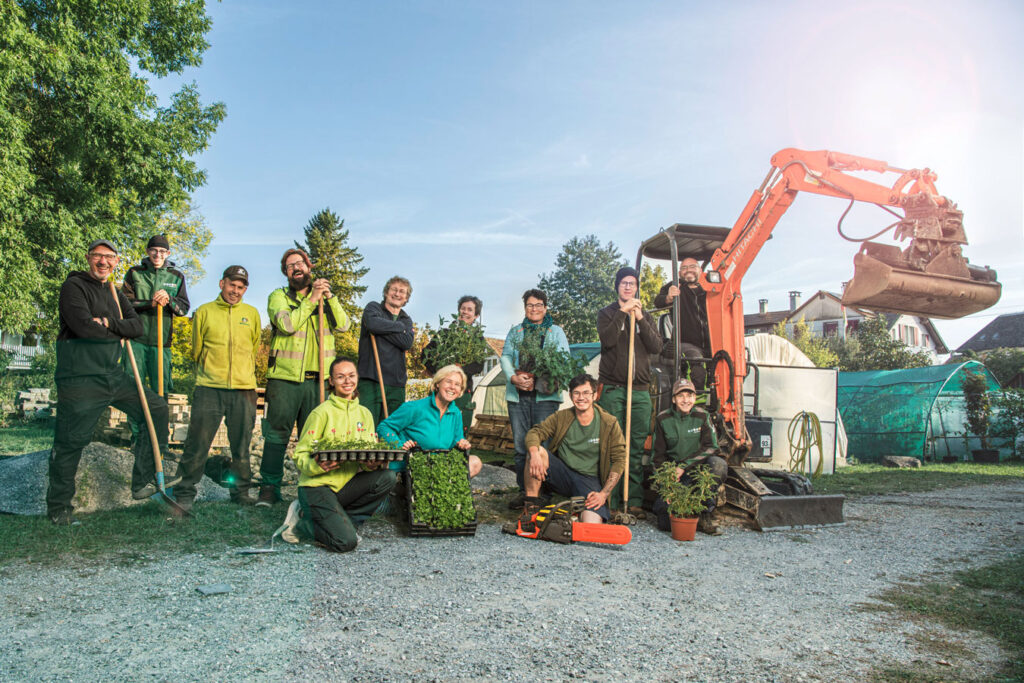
left=116, top=199, right=213, bottom=285
left=0, top=0, right=225, bottom=334
left=639, top=262, right=668, bottom=310
left=295, top=208, right=369, bottom=358
left=538, top=235, right=626, bottom=343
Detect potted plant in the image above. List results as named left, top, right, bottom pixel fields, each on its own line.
left=650, top=462, right=719, bottom=541
left=422, top=314, right=491, bottom=370
left=962, top=369, right=998, bottom=463
left=516, top=329, right=588, bottom=395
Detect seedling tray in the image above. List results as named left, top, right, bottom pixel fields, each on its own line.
left=313, top=448, right=407, bottom=464
left=404, top=451, right=477, bottom=537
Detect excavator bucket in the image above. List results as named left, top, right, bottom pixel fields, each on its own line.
left=722, top=468, right=846, bottom=531
left=843, top=248, right=1001, bottom=320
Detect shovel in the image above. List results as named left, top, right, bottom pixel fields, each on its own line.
left=108, top=281, right=189, bottom=516
left=612, top=316, right=638, bottom=526
left=318, top=299, right=326, bottom=403
left=370, top=334, right=389, bottom=419
left=156, top=302, right=164, bottom=397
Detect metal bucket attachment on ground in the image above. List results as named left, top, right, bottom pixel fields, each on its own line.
left=842, top=251, right=1001, bottom=320
left=753, top=494, right=845, bottom=531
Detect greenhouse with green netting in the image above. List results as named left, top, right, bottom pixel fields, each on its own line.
left=837, top=361, right=1003, bottom=463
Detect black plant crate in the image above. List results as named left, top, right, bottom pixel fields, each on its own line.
left=403, top=456, right=477, bottom=537
left=313, top=449, right=407, bottom=464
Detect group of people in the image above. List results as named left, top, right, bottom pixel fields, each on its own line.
left=47, top=236, right=727, bottom=547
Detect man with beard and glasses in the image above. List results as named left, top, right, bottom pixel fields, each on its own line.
left=654, top=257, right=711, bottom=392
left=260, top=248, right=350, bottom=507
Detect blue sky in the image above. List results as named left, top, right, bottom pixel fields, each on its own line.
left=163, top=0, right=1024, bottom=350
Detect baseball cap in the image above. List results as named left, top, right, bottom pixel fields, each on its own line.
left=672, top=378, right=697, bottom=395
left=87, top=239, right=118, bottom=254
left=222, top=265, right=249, bottom=285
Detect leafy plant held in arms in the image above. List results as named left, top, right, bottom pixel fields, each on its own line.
left=516, top=329, right=588, bottom=394
left=422, top=315, right=491, bottom=369
left=650, top=463, right=718, bottom=519
left=408, top=449, right=476, bottom=529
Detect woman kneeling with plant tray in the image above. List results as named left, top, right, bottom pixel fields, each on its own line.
left=650, top=378, right=728, bottom=539
left=378, top=365, right=482, bottom=535
left=278, top=357, right=398, bottom=552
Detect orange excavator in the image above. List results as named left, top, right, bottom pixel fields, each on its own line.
left=638, top=148, right=1001, bottom=528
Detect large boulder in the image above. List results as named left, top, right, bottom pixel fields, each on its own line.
left=880, top=455, right=922, bottom=469
left=0, top=443, right=228, bottom=516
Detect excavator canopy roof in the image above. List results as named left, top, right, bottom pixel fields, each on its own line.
left=637, top=223, right=733, bottom=265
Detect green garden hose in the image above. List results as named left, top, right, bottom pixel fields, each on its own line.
left=787, top=411, right=824, bottom=477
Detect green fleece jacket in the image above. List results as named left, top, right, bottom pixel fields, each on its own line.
left=192, top=296, right=262, bottom=390
left=651, top=407, right=718, bottom=469
left=292, top=394, right=377, bottom=491
left=525, top=405, right=627, bottom=485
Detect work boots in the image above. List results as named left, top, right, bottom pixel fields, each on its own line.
left=256, top=485, right=282, bottom=508
left=697, top=511, right=721, bottom=536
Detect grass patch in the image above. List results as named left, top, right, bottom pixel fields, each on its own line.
left=870, top=552, right=1024, bottom=682
left=0, top=501, right=289, bottom=567
left=0, top=418, right=55, bottom=456
left=812, top=461, right=1023, bottom=497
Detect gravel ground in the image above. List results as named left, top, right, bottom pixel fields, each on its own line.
left=1, top=480, right=1021, bottom=682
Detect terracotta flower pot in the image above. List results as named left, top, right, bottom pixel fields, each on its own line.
left=669, top=515, right=698, bottom=541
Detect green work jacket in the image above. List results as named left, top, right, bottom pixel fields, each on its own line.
left=525, top=405, right=627, bottom=485
left=292, top=394, right=377, bottom=491
left=651, top=407, right=718, bottom=469
left=266, top=287, right=349, bottom=383
left=192, top=296, right=262, bottom=390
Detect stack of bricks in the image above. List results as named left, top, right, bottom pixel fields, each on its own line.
left=467, top=414, right=514, bottom=454
left=94, top=405, right=132, bottom=444
left=16, top=388, right=55, bottom=418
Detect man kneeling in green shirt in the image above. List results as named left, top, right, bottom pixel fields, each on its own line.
left=520, top=374, right=627, bottom=526
left=651, top=378, right=728, bottom=535
left=279, top=357, right=396, bottom=552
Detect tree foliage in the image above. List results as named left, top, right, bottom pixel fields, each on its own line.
left=295, top=208, right=369, bottom=363
left=407, top=324, right=433, bottom=380
left=773, top=317, right=839, bottom=368
left=0, top=0, right=225, bottom=335
left=537, top=235, right=626, bottom=344
left=639, top=262, right=668, bottom=310
left=949, top=348, right=1024, bottom=387
left=823, top=315, right=933, bottom=371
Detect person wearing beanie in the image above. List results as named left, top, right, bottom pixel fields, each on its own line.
left=596, top=265, right=662, bottom=518
left=120, top=234, right=190, bottom=440
left=651, top=377, right=727, bottom=535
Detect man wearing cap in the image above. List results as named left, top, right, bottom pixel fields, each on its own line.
left=120, top=234, right=190, bottom=439
left=47, top=240, right=179, bottom=525
left=654, top=257, right=711, bottom=391
left=596, top=266, right=662, bottom=518
left=173, top=266, right=262, bottom=511
left=651, top=377, right=727, bottom=535
left=261, top=248, right=350, bottom=506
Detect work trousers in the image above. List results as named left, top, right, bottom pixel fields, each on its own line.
left=597, top=385, right=652, bottom=509
left=357, top=379, right=405, bottom=429
left=175, top=386, right=257, bottom=504
left=262, top=377, right=324, bottom=488
left=653, top=454, right=728, bottom=531
left=299, top=469, right=396, bottom=552
left=122, top=341, right=172, bottom=439
left=48, top=373, right=169, bottom=517
left=508, top=394, right=560, bottom=490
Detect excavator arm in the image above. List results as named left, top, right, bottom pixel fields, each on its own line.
left=702, top=148, right=1001, bottom=456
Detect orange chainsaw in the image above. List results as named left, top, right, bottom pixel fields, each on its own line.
left=503, top=497, right=632, bottom=545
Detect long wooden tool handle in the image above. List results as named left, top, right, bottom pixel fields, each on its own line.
left=370, top=334, right=388, bottom=419
left=318, top=300, right=325, bottom=403
left=623, top=316, right=635, bottom=512
left=156, top=302, right=164, bottom=397
left=109, top=281, right=164, bottom=482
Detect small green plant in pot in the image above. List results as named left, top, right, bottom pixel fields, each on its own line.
left=962, top=369, right=998, bottom=462
left=650, top=462, right=718, bottom=541
left=516, top=329, right=588, bottom=395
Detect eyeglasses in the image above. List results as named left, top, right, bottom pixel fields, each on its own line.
left=88, top=253, right=118, bottom=262
left=619, top=281, right=638, bottom=289
left=147, top=248, right=169, bottom=256
left=285, top=260, right=307, bottom=272
left=524, top=303, right=546, bottom=309
left=680, top=264, right=701, bottom=270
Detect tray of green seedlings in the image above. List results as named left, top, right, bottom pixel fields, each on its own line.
left=312, top=435, right=406, bottom=465
left=405, top=449, right=477, bottom=537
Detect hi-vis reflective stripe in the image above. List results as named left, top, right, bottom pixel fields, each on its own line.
left=269, top=349, right=303, bottom=360
left=274, top=310, right=294, bottom=333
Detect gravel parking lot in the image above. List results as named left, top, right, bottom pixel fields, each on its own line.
left=1, top=480, right=1021, bottom=682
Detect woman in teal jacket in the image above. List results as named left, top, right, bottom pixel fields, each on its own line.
left=377, top=365, right=483, bottom=477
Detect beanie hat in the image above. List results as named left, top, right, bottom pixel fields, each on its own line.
left=614, top=266, right=639, bottom=290
left=147, top=235, right=170, bottom=250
